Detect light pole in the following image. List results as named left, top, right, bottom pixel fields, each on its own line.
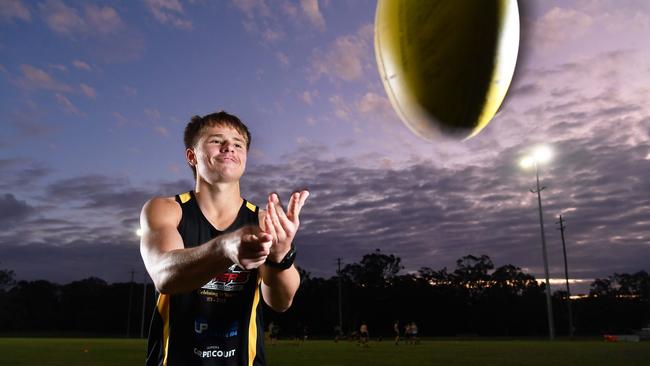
left=557, top=215, right=574, bottom=337
left=337, top=258, right=343, bottom=333
left=127, top=269, right=136, bottom=338
left=136, top=228, right=149, bottom=339
left=520, top=145, right=555, bottom=340
left=140, top=271, right=149, bottom=338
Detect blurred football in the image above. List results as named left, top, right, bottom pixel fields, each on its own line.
left=374, top=0, right=520, bottom=140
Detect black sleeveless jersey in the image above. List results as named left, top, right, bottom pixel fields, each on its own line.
left=146, top=191, right=266, bottom=366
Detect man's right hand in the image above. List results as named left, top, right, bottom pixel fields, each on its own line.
left=223, top=226, right=273, bottom=270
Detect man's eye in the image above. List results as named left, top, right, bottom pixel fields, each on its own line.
left=235, top=144, right=242, bottom=148
left=210, top=140, right=221, bottom=144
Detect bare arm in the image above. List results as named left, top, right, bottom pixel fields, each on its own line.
left=259, top=191, right=309, bottom=312
left=140, top=197, right=272, bottom=294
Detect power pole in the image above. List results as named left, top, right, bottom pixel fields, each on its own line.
left=557, top=215, right=574, bottom=337
left=127, top=269, right=136, bottom=338
left=530, top=162, right=555, bottom=340
left=337, top=258, right=343, bottom=332
left=140, top=272, right=149, bottom=338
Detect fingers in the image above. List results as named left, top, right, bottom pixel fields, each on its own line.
left=241, top=233, right=272, bottom=250
left=264, top=214, right=278, bottom=242
left=267, top=196, right=287, bottom=239
left=289, top=190, right=309, bottom=222
left=269, top=193, right=294, bottom=233
left=237, top=233, right=272, bottom=269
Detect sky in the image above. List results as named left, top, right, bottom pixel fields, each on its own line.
left=1, top=0, right=649, bottom=294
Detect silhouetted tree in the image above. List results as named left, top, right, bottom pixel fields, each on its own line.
left=614, top=271, right=650, bottom=299
left=0, top=267, right=16, bottom=293
left=491, top=264, right=539, bottom=296
left=590, top=277, right=616, bottom=298
left=340, top=249, right=403, bottom=288
left=452, top=254, right=494, bottom=299
left=1, top=255, right=647, bottom=337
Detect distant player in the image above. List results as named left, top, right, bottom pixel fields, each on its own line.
left=359, top=323, right=369, bottom=347
left=269, top=321, right=280, bottom=346
left=333, top=325, right=343, bottom=343
left=394, top=320, right=400, bottom=345
left=409, top=322, right=419, bottom=345
left=405, top=322, right=412, bottom=344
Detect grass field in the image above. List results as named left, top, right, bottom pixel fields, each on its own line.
left=0, top=337, right=649, bottom=366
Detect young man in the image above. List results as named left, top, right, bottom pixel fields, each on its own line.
left=140, top=111, right=309, bottom=366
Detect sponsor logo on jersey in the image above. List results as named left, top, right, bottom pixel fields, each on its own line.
left=201, top=265, right=250, bottom=292
left=193, top=347, right=236, bottom=359
left=194, top=318, right=239, bottom=340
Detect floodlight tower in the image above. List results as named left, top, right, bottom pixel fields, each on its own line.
left=520, top=145, right=555, bottom=340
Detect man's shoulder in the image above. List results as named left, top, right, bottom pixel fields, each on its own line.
left=142, top=196, right=183, bottom=221
left=146, top=195, right=181, bottom=208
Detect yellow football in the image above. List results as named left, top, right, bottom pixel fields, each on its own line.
left=374, top=0, right=520, bottom=140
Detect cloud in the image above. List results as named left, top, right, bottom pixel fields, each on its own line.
left=232, top=0, right=282, bottom=43
left=0, top=0, right=31, bottom=22
left=2, top=124, right=648, bottom=287
left=328, top=94, right=351, bottom=120
left=84, top=4, right=123, bottom=34
left=306, top=116, right=317, bottom=126
left=0, top=173, right=195, bottom=282
left=5, top=107, right=61, bottom=138
left=0, top=158, right=52, bottom=191
left=2, top=241, right=145, bottom=284
left=43, top=175, right=153, bottom=214
left=17, top=64, right=73, bottom=92
left=281, top=0, right=298, bottom=17
left=155, top=126, right=170, bottom=137
left=79, top=83, right=96, bottom=99
left=275, top=52, right=290, bottom=67
left=72, top=60, right=92, bottom=71
left=300, top=0, right=325, bottom=31
left=39, top=0, right=123, bottom=36
left=357, top=92, right=392, bottom=115
left=55, top=93, right=81, bottom=115
left=300, top=90, right=318, bottom=105
left=113, top=112, right=128, bottom=127
left=39, top=0, right=84, bottom=34
left=145, top=108, right=161, bottom=120
left=123, top=86, right=137, bottom=97
left=0, top=193, right=36, bottom=224
left=309, top=24, right=373, bottom=82
left=232, top=0, right=327, bottom=45
left=532, top=6, right=594, bottom=48
left=510, top=82, right=542, bottom=97
left=241, top=138, right=649, bottom=284
left=48, top=63, right=67, bottom=72
left=144, top=0, right=193, bottom=30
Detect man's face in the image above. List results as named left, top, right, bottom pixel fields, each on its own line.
left=190, top=124, right=248, bottom=183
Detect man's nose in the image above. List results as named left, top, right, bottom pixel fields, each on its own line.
left=220, top=142, right=235, bottom=152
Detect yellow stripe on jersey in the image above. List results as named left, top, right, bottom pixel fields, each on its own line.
left=157, top=294, right=171, bottom=366
left=245, top=201, right=257, bottom=213
left=248, top=275, right=262, bottom=366
left=179, top=192, right=191, bottom=204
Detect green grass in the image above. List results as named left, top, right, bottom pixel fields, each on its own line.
left=0, top=338, right=649, bottom=366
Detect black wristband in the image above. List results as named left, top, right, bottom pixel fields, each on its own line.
left=265, top=247, right=296, bottom=270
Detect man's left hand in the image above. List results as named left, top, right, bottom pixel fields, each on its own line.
left=263, top=190, right=309, bottom=263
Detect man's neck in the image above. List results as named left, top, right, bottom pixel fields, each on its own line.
left=194, top=180, right=243, bottom=230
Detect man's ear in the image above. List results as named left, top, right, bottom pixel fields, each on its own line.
left=186, top=148, right=196, bottom=166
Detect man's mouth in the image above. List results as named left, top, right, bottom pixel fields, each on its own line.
left=217, top=156, right=237, bottom=163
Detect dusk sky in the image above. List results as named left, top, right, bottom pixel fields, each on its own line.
left=1, top=0, right=649, bottom=294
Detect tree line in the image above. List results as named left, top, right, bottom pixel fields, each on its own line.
left=0, top=252, right=648, bottom=337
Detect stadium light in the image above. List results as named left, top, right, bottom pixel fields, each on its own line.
left=520, top=144, right=555, bottom=340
